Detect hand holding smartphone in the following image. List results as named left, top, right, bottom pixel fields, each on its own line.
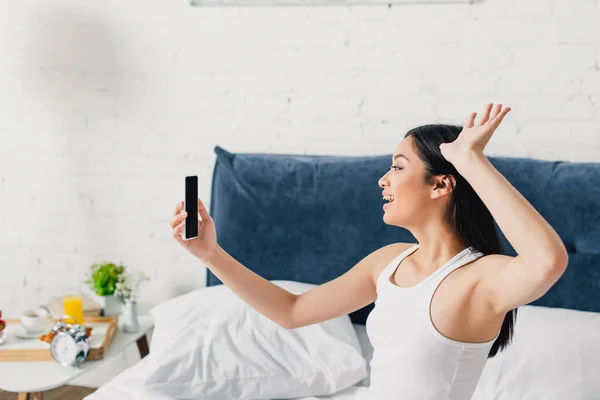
left=182, top=175, right=199, bottom=240
left=171, top=176, right=218, bottom=260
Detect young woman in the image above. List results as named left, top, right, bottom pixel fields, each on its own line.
left=169, top=103, right=568, bottom=400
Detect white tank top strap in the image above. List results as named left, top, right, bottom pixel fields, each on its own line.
left=375, top=243, right=419, bottom=289
left=426, top=246, right=485, bottom=290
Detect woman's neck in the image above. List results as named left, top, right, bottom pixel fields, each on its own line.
left=409, top=221, right=467, bottom=273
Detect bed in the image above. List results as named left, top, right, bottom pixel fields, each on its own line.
left=87, top=146, right=600, bottom=399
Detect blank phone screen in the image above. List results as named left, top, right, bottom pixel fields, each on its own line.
left=185, top=176, right=198, bottom=239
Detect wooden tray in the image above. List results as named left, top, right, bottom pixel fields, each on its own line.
left=0, top=316, right=118, bottom=362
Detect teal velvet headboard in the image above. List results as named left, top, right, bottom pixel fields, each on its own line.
left=207, top=146, right=600, bottom=324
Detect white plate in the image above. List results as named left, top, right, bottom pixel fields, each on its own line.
left=13, top=324, right=50, bottom=339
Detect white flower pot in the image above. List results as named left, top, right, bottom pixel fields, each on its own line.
left=103, top=295, right=123, bottom=317
left=81, top=285, right=123, bottom=317
left=119, top=300, right=140, bottom=333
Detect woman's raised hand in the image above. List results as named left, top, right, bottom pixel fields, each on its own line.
left=440, top=103, right=511, bottom=166
left=170, top=197, right=218, bottom=262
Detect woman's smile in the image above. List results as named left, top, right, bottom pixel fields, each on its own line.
left=383, top=197, right=395, bottom=210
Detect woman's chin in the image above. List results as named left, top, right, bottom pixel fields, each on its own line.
left=382, top=209, right=395, bottom=222
left=383, top=199, right=397, bottom=215
left=382, top=206, right=405, bottom=225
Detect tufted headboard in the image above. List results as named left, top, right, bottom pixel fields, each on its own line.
left=207, top=146, right=600, bottom=324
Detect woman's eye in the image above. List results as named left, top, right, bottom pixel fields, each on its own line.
left=390, top=166, right=402, bottom=171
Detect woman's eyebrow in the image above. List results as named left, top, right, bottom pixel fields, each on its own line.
left=393, top=153, right=410, bottom=162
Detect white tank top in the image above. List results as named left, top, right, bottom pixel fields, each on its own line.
left=364, top=244, right=500, bottom=400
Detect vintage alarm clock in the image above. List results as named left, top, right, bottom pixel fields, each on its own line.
left=49, top=316, right=90, bottom=367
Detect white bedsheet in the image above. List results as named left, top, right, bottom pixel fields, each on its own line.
left=84, top=324, right=372, bottom=400
left=86, top=305, right=600, bottom=399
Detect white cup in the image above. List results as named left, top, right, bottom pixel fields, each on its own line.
left=20, top=309, right=47, bottom=333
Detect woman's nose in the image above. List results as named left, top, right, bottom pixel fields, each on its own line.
left=378, top=175, right=388, bottom=188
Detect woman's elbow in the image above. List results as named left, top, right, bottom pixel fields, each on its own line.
left=542, top=248, right=569, bottom=277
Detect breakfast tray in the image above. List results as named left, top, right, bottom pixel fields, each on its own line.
left=0, top=316, right=118, bottom=362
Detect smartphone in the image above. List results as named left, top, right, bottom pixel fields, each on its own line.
left=182, top=175, right=199, bottom=240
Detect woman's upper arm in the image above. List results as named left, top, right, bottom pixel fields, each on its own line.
left=288, top=243, right=412, bottom=329
left=475, top=253, right=568, bottom=315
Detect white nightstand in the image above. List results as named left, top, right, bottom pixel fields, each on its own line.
left=0, top=315, right=153, bottom=400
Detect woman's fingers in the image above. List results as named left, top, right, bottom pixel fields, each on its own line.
left=490, top=107, right=511, bottom=128
left=489, top=104, right=502, bottom=120
left=170, top=197, right=209, bottom=235
left=172, top=217, right=186, bottom=238
left=477, top=104, right=493, bottom=125
left=170, top=213, right=187, bottom=229
left=198, top=197, right=211, bottom=222
left=170, top=202, right=187, bottom=228
left=172, top=225, right=180, bottom=239
left=465, top=112, right=477, bottom=129
left=173, top=201, right=183, bottom=217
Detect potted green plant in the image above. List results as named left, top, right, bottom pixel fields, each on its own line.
left=85, top=262, right=127, bottom=316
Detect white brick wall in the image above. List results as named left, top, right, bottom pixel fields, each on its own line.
left=0, top=0, right=599, bottom=388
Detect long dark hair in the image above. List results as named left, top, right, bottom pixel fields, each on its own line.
left=405, top=124, right=516, bottom=358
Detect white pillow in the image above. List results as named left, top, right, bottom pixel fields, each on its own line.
left=143, top=280, right=368, bottom=400
left=473, top=305, right=600, bottom=400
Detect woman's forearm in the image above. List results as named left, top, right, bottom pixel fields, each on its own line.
left=455, top=151, right=568, bottom=271
left=204, top=245, right=298, bottom=328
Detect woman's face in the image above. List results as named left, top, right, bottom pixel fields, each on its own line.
left=378, top=136, right=434, bottom=227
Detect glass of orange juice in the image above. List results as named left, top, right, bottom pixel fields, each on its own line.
left=63, top=295, right=84, bottom=325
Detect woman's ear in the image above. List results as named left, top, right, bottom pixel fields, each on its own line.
left=431, top=174, right=456, bottom=199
